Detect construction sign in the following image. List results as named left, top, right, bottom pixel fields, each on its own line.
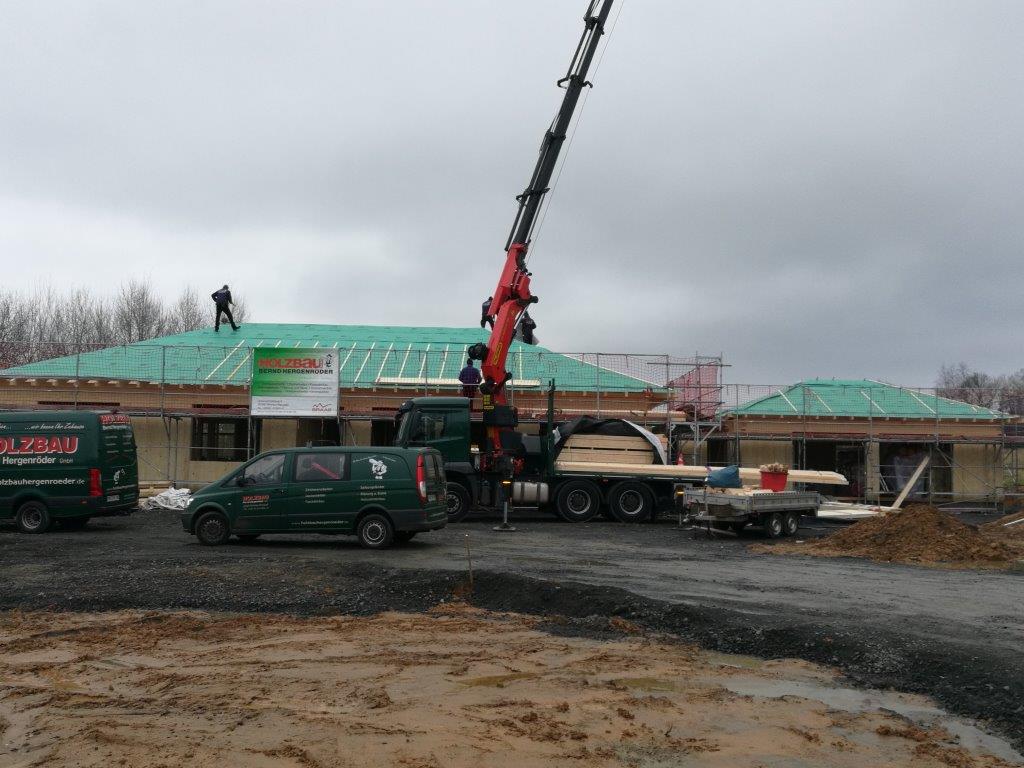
left=250, top=348, right=340, bottom=417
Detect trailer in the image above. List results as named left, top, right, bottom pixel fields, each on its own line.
left=682, top=488, right=823, bottom=538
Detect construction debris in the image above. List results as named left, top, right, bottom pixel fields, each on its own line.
left=140, top=487, right=191, bottom=511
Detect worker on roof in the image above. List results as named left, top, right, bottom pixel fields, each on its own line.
left=518, top=311, right=537, bottom=345
left=211, top=284, right=239, bottom=332
left=480, top=296, right=494, bottom=329
left=459, top=358, right=482, bottom=406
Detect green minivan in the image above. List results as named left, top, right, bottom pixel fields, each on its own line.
left=181, top=446, right=448, bottom=548
left=0, top=410, right=139, bottom=533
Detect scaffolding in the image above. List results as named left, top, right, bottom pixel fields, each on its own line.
left=0, top=343, right=1017, bottom=506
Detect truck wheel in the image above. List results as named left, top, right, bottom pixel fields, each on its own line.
left=764, top=512, right=784, bottom=539
left=608, top=481, right=654, bottom=523
left=196, top=511, right=231, bottom=546
left=556, top=480, right=601, bottom=523
left=358, top=513, right=395, bottom=549
left=16, top=501, right=51, bottom=534
left=445, top=484, right=472, bottom=523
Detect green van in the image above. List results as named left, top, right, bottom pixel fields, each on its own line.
left=181, top=446, right=448, bottom=549
left=0, top=410, right=139, bottom=533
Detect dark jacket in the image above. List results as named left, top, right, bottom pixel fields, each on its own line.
left=212, top=289, right=233, bottom=306
left=458, top=365, right=482, bottom=385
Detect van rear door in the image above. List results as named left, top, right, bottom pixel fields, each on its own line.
left=98, top=414, right=139, bottom=507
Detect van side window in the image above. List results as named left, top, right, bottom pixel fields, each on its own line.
left=241, top=454, right=285, bottom=486
left=294, top=453, right=348, bottom=482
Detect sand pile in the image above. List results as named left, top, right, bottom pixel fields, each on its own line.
left=759, top=505, right=1021, bottom=568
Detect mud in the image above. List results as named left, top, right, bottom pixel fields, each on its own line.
left=1, top=608, right=1019, bottom=767
left=1, top=512, right=1022, bottom=755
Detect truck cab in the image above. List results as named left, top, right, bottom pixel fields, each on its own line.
left=394, top=398, right=479, bottom=520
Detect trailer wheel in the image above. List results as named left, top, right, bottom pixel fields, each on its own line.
left=608, top=482, right=655, bottom=523
left=764, top=512, right=784, bottom=539
left=555, top=480, right=601, bottom=523
left=445, top=484, right=472, bottom=523
left=782, top=511, right=800, bottom=536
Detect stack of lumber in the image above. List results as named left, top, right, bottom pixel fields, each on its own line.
left=558, top=434, right=666, bottom=465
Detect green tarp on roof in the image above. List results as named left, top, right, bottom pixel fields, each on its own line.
left=1, top=324, right=657, bottom=393
left=728, top=378, right=1007, bottom=420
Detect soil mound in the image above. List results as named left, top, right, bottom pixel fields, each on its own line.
left=763, top=505, right=1021, bottom=568
left=981, top=510, right=1024, bottom=540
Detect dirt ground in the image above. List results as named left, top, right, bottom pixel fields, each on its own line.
left=2, top=512, right=1023, bottom=757
left=1, top=606, right=1018, bottom=768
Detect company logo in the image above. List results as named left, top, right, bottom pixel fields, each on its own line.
left=258, top=357, right=327, bottom=369
left=0, top=436, right=80, bottom=455
left=242, top=494, right=270, bottom=503
left=355, top=455, right=397, bottom=480
left=310, top=402, right=334, bottom=412
left=100, top=414, right=131, bottom=426
left=113, top=469, right=125, bottom=484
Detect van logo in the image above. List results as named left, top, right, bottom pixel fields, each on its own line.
left=113, top=469, right=125, bottom=484
left=355, top=455, right=396, bottom=480
left=0, top=436, right=80, bottom=455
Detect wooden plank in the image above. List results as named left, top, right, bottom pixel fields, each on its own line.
left=554, top=461, right=848, bottom=485
left=559, top=448, right=652, bottom=465
left=564, top=434, right=666, bottom=449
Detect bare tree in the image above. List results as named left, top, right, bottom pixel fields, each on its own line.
left=0, top=282, right=240, bottom=368
left=937, top=363, right=1024, bottom=416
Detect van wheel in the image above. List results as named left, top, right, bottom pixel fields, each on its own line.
left=764, top=512, right=784, bottom=539
left=196, top=511, right=230, bottom=546
left=782, top=512, right=800, bottom=536
left=16, top=501, right=51, bottom=534
left=61, top=517, right=91, bottom=530
left=394, top=531, right=417, bottom=544
left=555, top=480, right=601, bottom=523
left=608, top=481, right=655, bottom=523
left=445, top=484, right=472, bottom=523
left=358, top=513, right=395, bottom=549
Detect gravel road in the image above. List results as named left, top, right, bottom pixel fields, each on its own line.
left=1, top=511, right=1022, bottom=752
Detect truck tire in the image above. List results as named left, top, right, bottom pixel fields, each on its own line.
left=782, top=511, right=800, bottom=536
left=445, top=484, right=472, bottom=523
left=555, top=480, right=601, bottom=523
left=16, top=501, right=51, bottom=534
left=764, top=512, right=784, bottom=539
left=608, top=481, right=655, bottom=523
left=195, top=511, right=231, bottom=546
left=358, top=513, right=395, bottom=549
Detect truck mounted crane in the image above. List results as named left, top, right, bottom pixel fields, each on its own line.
left=467, top=0, right=615, bottom=479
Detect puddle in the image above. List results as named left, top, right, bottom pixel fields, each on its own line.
left=703, top=651, right=764, bottom=670
left=460, top=672, right=538, bottom=687
left=609, top=677, right=678, bottom=692
left=721, top=675, right=1023, bottom=764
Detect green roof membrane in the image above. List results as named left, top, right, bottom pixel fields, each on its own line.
left=730, top=378, right=1007, bottom=420
left=1, top=324, right=657, bottom=394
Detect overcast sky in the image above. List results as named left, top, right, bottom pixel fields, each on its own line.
left=1, top=1, right=1022, bottom=384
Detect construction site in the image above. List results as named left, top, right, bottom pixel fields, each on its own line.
left=2, top=1, right=1023, bottom=767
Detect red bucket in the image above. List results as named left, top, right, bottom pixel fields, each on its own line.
left=760, top=471, right=788, bottom=492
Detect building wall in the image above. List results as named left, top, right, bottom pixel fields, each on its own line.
left=739, top=440, right=792, bottom=468
left=952, top=444, right=1003, bottom=499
